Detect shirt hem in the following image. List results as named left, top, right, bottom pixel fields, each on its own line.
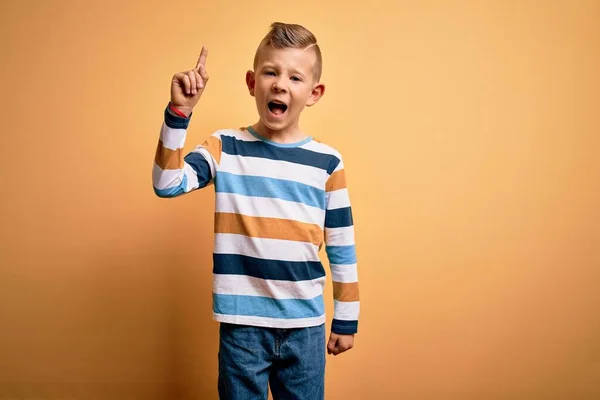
left=213, top=313, right=326, bottom=329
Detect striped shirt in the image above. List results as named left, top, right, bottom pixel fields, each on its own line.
left=153, top=105, right=359, bottom=334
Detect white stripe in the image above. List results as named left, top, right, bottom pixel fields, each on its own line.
left=214, top=233, right=320, bottom=262
left=152, top=162, right=199, bottom=191
left=214, top=313, right=326, bottom=328
left=220, top=129, right=259, bottom=142
left=160, top=123, right=186, bottom=150
left=213, top=274, right=326, bottom=300
left=326, top=188, right=351, bottom=210
left=330, top=264, right=358, bottom=283
left=325, top=226, right=355, bottom=246
left=183, top=162, right=201, bottom=191
left=215, top=193, right=325, bottom=226
left=333, top=300, right=360, bottom=320
left=219, top=153, right=328, bottom=189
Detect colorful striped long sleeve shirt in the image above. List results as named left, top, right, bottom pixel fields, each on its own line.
left=153, top=105, right=359, bottom=334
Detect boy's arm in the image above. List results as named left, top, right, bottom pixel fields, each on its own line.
left=153, top=46, right=220, bottom=197
left=324, top=155, right=359, bottom=354
left=153, top=106, right=221, bottom=197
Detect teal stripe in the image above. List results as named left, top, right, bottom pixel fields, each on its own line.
left=220, top=135, right=338, bottom=173
left=213, top=293, right=325, bottom=319
left=215, top=171, right=325, bottom=209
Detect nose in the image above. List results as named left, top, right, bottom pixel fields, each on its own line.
left=272, top=77, right=287, bottom=92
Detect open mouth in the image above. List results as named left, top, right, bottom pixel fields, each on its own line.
left=268, top=100, right=288, bottom=116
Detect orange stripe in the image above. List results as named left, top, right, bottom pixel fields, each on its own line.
left=202, top=136, right=222, bottom=164
left=326, top=169, right=346, bottom=192
left=333, top=281, right=359, bottom=302
left=215, top=213, right=323, bottom=246
left=155, top=140, right=183, bottom=170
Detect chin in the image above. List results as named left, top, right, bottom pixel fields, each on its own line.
left=260, top=114, right=289, bottom=131
left=263, top=121, right=287, bottom=132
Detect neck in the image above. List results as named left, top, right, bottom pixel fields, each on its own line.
left=252, top=120, right=308, bottom=144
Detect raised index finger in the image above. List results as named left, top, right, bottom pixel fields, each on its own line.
left=195, top=47, right=208, bottom=70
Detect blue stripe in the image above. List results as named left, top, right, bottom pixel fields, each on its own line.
left=213, top=293, right=325, bottom=319
left=154, top=174, right=188, bottom=197
left=325, top=206, right=353, bottom=228
left=220, top=135, right=339, bottom=174
left=184, top=152, right=212, bottom=188
left=326, top=245, right=357, bottom=265
left=331, top=319, right=358, bottom=334
left=215, top=171, right=325, bottom=209
left=213, top=254, right=326, bottom=281
left=164, top=105, right=191, bottom=129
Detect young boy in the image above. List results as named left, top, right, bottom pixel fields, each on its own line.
left=153, top=22, right=359, bottom=399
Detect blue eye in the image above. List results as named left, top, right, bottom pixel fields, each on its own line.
left=264, top=71, right=276, bottom=76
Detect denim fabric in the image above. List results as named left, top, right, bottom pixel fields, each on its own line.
left=218, top=323, right=326, bottom=400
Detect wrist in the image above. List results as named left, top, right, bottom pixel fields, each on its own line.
left=169, top=103, right=193, bottom=118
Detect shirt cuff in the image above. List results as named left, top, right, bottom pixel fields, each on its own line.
left=164, top=104, right=192, bottom=129
left=332, top=319, right=358, bottom=334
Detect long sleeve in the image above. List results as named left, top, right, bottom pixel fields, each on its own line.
left=324, top=156, right=359, bottom=334
left=153, top=105, right=222, bottom=197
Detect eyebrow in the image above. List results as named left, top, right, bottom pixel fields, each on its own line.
left=290, top=68, right=306, bottom=77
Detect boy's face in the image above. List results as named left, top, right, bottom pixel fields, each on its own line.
left=246, top=46, right=324, bottom=132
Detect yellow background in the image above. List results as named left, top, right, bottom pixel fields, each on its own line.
left=1, top=0, right=599, bottom=399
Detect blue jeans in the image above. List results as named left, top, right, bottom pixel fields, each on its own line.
left=218, top=322, right=326, bottom=400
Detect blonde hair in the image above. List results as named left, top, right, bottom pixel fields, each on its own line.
left=253, top=22, right=323, bottom=82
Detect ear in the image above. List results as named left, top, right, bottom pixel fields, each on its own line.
left=246, top=70, right=256, bottom=97
left=306, top=82, right=325, bottom=107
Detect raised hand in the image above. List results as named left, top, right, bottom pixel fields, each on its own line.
left=170, top=46, right=209, bottom=115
